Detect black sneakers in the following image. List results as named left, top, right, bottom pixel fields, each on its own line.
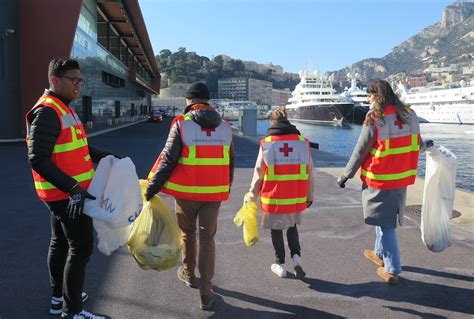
left=50, top=292, right=88, bottom=315
left=200, top=291, right=216, bottom=310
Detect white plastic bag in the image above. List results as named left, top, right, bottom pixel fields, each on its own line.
left=84, top=156, right=143, bottom=255
left=421, top=145, right=457, bottom=252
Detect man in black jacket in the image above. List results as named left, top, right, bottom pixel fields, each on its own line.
left=145, top=82, right=235, bottom=310
left=27, top=58, right=115, bottom=319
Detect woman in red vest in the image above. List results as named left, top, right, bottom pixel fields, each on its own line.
left=337, top=79, right=432, bottom=284
left=246, top=107, right=315, bottom=278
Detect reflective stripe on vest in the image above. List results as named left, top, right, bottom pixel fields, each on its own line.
left=260, top=134, right=310, bottom=214
left=26, top=94, right=94, bottom=201
left=161, top=113, right=232, bottom=201
left=360, top=105, right=420, bottom=190
left=34, top=169, right=94, bottom=190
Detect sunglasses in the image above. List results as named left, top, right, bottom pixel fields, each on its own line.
left=58, top=76, right=85, bottom=86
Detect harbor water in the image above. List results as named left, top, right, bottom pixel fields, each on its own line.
left=249, top=120, right=473, bottom=192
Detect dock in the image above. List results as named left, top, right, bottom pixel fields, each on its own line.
left=1, top=118, right=472, bottom=318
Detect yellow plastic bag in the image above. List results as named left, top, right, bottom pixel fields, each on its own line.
left=128, top=181, right=182, bottom=271
left=233, top=201, right=259, bottom=247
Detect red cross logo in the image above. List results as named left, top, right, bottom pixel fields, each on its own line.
left=201, top=127, right=215, bottom=136
left=394, top=118, right=404, bottom=129
left=279, top=143, right=293, bottom=157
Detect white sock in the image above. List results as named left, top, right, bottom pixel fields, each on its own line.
left=292, top=254, right=302, bottom=267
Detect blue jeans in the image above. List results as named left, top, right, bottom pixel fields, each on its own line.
left=374, top=226, right=402, bottom=275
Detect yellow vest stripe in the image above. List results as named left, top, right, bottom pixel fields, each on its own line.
left=179, top=145, right=230, bottom=165
left=361, top=169, right=417, bottom=181
left=53, top=127, right=89, bottom=154
left=261, top=196, right=307, bottom=205
left=164, top=181, right=229, bottom=193
left=43, top=97, right=89, bottom=155
left=264, top=164, right=308, bottom=181
left=41, top=97, right=67, bottom=115
left=370, top=134, right=420, bottom=158
left=34, top=169, right=94, bottom=190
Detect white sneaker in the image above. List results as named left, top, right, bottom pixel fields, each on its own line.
left=50, top=292, right=88, bottom=315
left=271, top=263, right=287, bottom=278
left=61, top=310, right=105, bottom=319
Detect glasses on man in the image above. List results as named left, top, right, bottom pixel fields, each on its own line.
left=59, top=76, right=85, bottom=86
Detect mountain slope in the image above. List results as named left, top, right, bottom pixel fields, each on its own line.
left=333, top=1, right=474, bottom=80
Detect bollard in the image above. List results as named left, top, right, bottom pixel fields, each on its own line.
left=239, top=108, right=257, bottom=136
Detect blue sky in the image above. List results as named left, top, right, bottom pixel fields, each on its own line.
left=140, top=0, right=456, bottom=74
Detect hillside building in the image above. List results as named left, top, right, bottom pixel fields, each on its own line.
left=218, top=78, right=273, bottom=105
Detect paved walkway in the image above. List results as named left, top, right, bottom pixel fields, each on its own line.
left=0, top=119, right=472, bottom=318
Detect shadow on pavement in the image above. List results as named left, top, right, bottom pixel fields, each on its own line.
left=383, top=306, right=448, bottom=319
left=211, top=286, right=344, bottom=318
left=403, top=265, right=474, bottom=282
left=301, top=276, right=474, bottom=315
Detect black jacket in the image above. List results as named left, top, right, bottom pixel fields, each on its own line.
left=146, top=106, right=236, bottom=196
left=27, top=90, right=111, bottom=196
left=266, top=119, right=301, bottom=137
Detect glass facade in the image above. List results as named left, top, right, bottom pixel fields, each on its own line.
left=69, top=1, right=152, bottom=126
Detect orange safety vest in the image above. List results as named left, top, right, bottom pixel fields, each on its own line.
left=260, top=134, right=310, bottom=214
left=26, top=94, right=94, bottom=201
left=360, top=105, right=421, bottom=190
left=150, top=114, right=233, bottom=202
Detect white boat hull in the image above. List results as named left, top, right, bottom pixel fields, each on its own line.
left=402, top=86, right=474, bottom=125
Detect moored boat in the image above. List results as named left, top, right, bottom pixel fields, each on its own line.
left=398, top=80, right=474, bottom=124
left=286, top=71, right=354, bottom=126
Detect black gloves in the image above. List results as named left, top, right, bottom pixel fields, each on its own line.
left=424, top=140, right=434, bottom=148
left=336, top=176, right=348, bottom=188
left=306, top=201, right=313, bottom=208
left=66, top=184, right=96, bottom=219
left=144, top=188, right=155, bottom=202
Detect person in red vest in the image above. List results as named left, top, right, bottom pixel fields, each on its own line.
left=245, top=107, right=315, bottom=279
left=26, top=58, right=118, bottom=319
left=336, top=79, right=433, bottom=284
left=145, top=82, right=235, bottom=310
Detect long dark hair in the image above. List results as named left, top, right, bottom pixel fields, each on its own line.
left=365, top=79, right=410, bottom=125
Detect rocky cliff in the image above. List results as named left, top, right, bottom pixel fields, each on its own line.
left=333, top=1, right=474, bottom=80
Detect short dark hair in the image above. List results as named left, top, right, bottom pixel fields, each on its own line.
left=48, top=58, right=80, bottom=78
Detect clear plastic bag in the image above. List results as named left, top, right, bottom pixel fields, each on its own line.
left=421, top=145, right=457, bottom=252
left=233, top=201, right=259, bottom=247
left=128, top=181, right=182, bottom=271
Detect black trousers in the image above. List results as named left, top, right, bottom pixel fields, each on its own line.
left=271, top=225, right=301, bottom=265
left=45, top=200, right=93, bottom=315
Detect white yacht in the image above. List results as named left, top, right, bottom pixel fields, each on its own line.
left=285, top=70, right=354, bottom=125
left=398, top=81, right=474, bottom=124
left=341, top=73, right=370, bottom=124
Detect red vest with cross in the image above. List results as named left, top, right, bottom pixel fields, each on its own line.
left=360, top=105, right=421, bottom=189
left=26, top=94, right=94, bottom=201
left=153, top=114, right=233, bottom=201
left=260, top=134, right=311, bottom=214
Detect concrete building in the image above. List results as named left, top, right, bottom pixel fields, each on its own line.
left=218, top=78, right=273, bottom=105
left=0, top=0, right=160, bottom=139
left=406, top=75, right=428, bottom=88
left=218, top=78, right=249, bottom=101
left=159, top=83, right=190, bottom=98
left=248, top=78, right=273, bottom=105
left=271, top=88, right=291, bottom=106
